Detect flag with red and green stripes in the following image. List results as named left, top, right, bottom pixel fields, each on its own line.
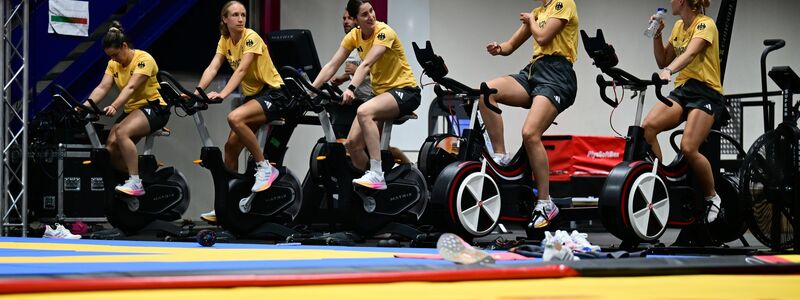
left=48, top=0, right=89, bottom=37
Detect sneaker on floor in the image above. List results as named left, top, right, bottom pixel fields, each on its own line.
left=252, top=164, right=280, bottom=192
left=529, top=200, right=559, bottom=229
left=115, top=179, right=144, bottom=196
left=352, top=170, right=387, bottom=190
left=569, top=230, right=601, bottom=252
left=436, top=233, right=495, bottom=265
left=542, top=234, right=578, bottom=262
left=43, top=223, right=81, bottom=239
left=200, top=210, right=217, bottom=223
left=706, top=193, right=722, bottom=223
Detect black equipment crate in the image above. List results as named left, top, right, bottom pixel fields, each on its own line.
left=29, top=144, right=106, bottom=222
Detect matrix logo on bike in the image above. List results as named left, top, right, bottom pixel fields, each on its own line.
left=587, top=150, right=620, bottom=159
left=389, top=192, right=414, bottom=202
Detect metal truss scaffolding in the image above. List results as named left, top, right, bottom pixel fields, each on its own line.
left=1, top=0, right=29, bottom=236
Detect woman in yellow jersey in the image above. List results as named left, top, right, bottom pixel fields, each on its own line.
left=85, top=21, right=170, bottom=197
left=194, top=1, right=287, bottom=221
left=645, top=0, right=726, bottom=223
left=481, top=0, right=579, bottom=228
left=312, top=0, right=420, bottom=190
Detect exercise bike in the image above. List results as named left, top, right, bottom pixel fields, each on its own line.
left=157, top=71, right=308, bottom=239
left=739, top=39, right=800, bottom=252
left=50, top=85, right=191, bottom=236
left=281, top=66, right=429, bottom=239
left=412, top=41, right=536, bottom=238
left=582, top=29, right=747, bottom=246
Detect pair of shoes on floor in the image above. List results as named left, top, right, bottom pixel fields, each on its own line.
left=529, top=200, right=559, bottom=228
left=542, top=231, right=580, bottom=262
left=43, top=223, right=81, bottom=239
left=436, top=233, right=495, bottom=265
left=543, top=230, right=601, bottom=253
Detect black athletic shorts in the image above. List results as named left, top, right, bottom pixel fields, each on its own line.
left=116, top=101, right=171, bottom=134
left=509, top=55, right=577, bottom=113
left=245, top=88, right=291, bottom=119
left=386, top=86, right=421, bottom=117
left=668, top=79, right=729, bottom=125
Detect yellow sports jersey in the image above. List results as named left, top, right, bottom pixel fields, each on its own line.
left=669, top=14, right=723, bottom=94
left=216, top=28, right=283, bottom=96
left=104, top=50, right=165, bottom=113
left=531, top=0, right=579, bottom=63
left=340, top=21, right=417, bottom=95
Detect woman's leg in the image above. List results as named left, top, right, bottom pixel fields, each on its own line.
left=641, top=100, right=684, bottom=162
left=344, top=117, right=368, bottom=171
left=355, top=93, right=400, bottom=162
left=680, top=108, right=720, bottom=221
left=681, top=109, right=716, bottom=196
left=111, top=110, right=150, bottom=196
left=522, top=96, right=559, bottom=228
left=112, top=110, right=150, bottom=176
left=105, top=124, right=127, bottom=173
left=351, top=93, right=400, bottom=189
left=227, top=100, right=268, bottom=163
left=521, top=96, right=559, bottom=200
left=479, top=76, right=534, bottom=158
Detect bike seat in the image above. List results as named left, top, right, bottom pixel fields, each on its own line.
left=393, top=112, right=418, bottom=125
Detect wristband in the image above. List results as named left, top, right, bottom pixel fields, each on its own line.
left=348, top=84, right=357, bottom=92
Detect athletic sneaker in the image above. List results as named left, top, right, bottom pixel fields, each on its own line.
left=529, top=200, right=559, bottom=228
left=569, top=230, right=602, bottom=252
left=542, top=233, right=578, bottom=262
left=706, top=193, right=722, bottom=223
left=492, top=152, right=512, bottom=166
left=115, top=179, right=144, bottom=196
left=436, top=233, right=495, bottom=265
left=352, top=170, right=387, bottom=190
left=200, top=210, right=217, bottom=223
left=252, top=164, right=280, bottom=192
left=43, top=223, right=81, bottom=239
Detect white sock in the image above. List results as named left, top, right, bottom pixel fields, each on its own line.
left=129, top=175, right=141, bottom=182
left=539, top=196, right=552, bottom=203
left=370, top=159, right=382, bottom=174
left=704, top=194, right=718, bottom=201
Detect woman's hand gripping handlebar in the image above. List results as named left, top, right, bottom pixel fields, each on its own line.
left=156, top=71, right=222, bottom=116
left=650, top=72, right=671, bottom=107
left=51, top=84, right=102, bottom=122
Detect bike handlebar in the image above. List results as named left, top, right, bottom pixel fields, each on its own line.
left=593, top=69, right=672, bottom=108
left=50, top=84, right=102, bottom=120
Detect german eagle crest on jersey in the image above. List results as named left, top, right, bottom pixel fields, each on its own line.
left=377, top=32, right=386, bottom=41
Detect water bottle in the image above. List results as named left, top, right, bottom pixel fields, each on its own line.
left=297, top=67, right=311, bottom=83
left=644, top=8, right=667, bottom=38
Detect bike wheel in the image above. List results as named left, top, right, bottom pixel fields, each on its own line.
left=431, top=161, right=501, bottom=237
left=740, top=127, right=799, bottom=250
